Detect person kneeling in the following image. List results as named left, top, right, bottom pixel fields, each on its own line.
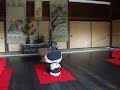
left=44, top=42, right=62, bottom=76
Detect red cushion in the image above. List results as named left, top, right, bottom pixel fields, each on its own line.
left=0, top=58, right=6, bottom=66
left=0, top=58, right=6, bottom=75
left=0, top=69, right=3, bottom=76
left=112, top=50, right=120, bottom=58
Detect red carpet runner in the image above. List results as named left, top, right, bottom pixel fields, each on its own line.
left=0, top=68, right=13, bottom=90
left=35, top=64, right=76, bottom=84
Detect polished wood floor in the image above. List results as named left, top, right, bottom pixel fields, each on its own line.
left=5, top=50, right=120, bottom=90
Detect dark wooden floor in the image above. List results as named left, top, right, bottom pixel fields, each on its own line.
left=5, top=50, right=120, bottom=90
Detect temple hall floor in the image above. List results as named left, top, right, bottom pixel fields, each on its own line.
left=2, top=49, right=120, bottom=90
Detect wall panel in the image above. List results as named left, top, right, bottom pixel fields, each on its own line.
left=38, top=21, right=50, bottom=42
left=0, top=22, right=5, bottom=52
left=8, top=44, right=21, bottom=52
left=70, top=21, right=91, bottom=48
left=92, top=21, right=110, bottom=47
left=112, top=19, right=120, bottom=47
left=57, top=42, right=67, bottom=49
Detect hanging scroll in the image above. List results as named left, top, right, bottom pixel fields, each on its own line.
left=50, top=0, right=68, bottom=42
left=6, top=0, right=26, bottom=44
left=34, top=0, right=42, bottom=20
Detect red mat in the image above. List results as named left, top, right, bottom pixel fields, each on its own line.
left=106, top=59, right=120, bottom=66
left=0, top=68, right=13, bottom=90
left=34, top=64, right=76, bottom=84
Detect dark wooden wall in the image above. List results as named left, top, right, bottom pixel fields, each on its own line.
left=26, top=1, right=34, bottom=18
left=112, top=0, right=120, bottom=19
left=0, top=1, right=112, bottom=21
left=69, top=2, right=110, bottom=21
left=26, top=1, right=111, bottom=21
left=0, top=0, right=5, bottom=21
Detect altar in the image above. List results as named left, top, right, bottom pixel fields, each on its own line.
left=21, top=43, right=50, bottom=53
